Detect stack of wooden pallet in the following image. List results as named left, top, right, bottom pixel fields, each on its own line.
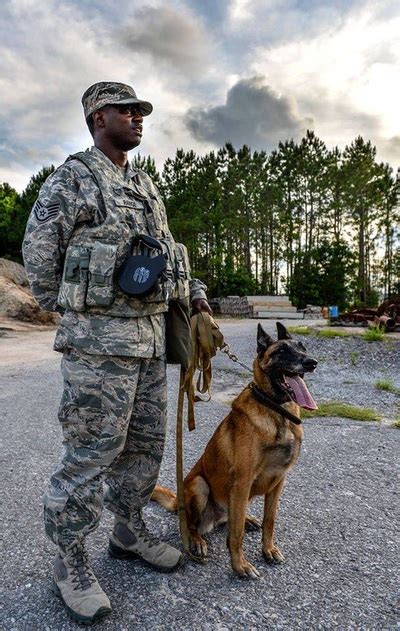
left=217, top=296, right=252, bottom=317
left=247, top=296, right=304, bottom=320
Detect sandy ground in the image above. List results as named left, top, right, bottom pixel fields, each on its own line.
left=0, top=329, right=58, bottom=366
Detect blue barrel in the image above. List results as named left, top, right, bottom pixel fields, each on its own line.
left=328, top=305, right=339, bottom=318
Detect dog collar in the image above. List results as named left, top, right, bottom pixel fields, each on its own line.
left=249, top=382, right=302, bottom=425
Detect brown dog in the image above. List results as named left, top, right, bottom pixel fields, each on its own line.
left=152, top=322, right=318, bottom=578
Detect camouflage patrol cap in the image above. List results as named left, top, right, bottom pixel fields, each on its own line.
left=82, top=81, right=153, bottom=119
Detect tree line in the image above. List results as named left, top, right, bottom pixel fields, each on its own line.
left=1, top=131, right=399, bottom=309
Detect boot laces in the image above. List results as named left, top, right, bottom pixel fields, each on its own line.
left=130, top=514, right=161, bottom=549
left=67, top=544, right=96, bottom=592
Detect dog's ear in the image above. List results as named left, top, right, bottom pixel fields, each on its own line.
left=257, top=324, right=274, bottom=354
left=276, top=321, right=292, bottom=340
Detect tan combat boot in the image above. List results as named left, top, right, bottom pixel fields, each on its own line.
left=109, top=511, right=184, bottom=572
left=53, top=543, right=111, bottom=624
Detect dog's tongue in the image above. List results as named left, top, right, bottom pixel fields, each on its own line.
left=284, top=375, right=318, bottom=410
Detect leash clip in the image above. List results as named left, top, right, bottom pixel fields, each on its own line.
left=220, top=343, right=253, bottom=373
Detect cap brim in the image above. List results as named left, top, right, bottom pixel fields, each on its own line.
left=110, top=98, right=153, bottom=116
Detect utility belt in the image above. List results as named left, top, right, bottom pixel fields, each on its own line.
left=57, top=236, right=190, bottom=313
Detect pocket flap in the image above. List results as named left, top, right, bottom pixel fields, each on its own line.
left=89, top=242, right=118, bottom=285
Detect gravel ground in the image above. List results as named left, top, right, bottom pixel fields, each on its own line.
left=0, top=319, right=399, bottom=630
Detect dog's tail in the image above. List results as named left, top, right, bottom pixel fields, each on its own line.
left=150, top=485, right=178, bottom=512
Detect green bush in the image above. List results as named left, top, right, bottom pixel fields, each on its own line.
left=287, top=240, right=355, bottom=310
left=218, top=263, right=258, bottom=297
left=363, top=325, right=385, bottom=342
left=0, top=166, right=54, bottom=262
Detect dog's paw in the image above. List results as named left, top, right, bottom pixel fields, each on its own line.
left=233, top=560, right=261, bottom=580
left=262, top=546, right=285, bottom=564
left=244, top=515, right=262, bottom=531
left=190, top=534, right=208, bottom=560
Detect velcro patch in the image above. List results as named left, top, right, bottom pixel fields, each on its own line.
left=33, top=199, right=60, bottom=223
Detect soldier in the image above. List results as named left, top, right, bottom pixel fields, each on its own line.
left=22, top=81, right=211, bottom=624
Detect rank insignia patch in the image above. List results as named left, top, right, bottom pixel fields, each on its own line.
left=33, top=199, right=60, bottom=223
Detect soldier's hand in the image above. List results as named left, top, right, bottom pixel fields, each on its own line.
left=191, top=298, right=213, bottom=315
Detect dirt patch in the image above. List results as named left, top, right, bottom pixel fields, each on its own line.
left=0, top=258, right=59, bottom=325
left=0, top=327, right=58, bottom=366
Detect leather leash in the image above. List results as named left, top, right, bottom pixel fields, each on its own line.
left=176, top=366, right=207, bottom=564
left=183, top=312, right=227, bottom=431
left=175, top=312, right=227, bottom=562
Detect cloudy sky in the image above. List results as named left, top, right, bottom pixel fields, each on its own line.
left=1, top=0, right=399, bottom=191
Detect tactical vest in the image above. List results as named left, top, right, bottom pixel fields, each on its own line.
left=57, top=149, right=190, bottom=317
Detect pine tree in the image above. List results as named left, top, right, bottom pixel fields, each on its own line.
left=342, top=137, right=382, bottom=305
left=131, top=154, right=162, bottom=187
left=375, top=165, right=400, bottom=297
left=0, top=182, right=20, bottom=259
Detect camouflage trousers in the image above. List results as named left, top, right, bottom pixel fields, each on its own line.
left=44, top=348, right=167, bottom=552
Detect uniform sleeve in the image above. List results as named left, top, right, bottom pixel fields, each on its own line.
left=189, top=278, right=208, bottom=302
left=22, top=164, right=82, bottom=312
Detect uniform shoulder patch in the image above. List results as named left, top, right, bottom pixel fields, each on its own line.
left=33, top=198, right=61, bottom=223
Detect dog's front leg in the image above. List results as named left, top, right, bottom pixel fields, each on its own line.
left=228, top=481, right=260, bottom=579
left=262, top=478, right=285, bottom=563
left=185, top=475, right=210, bottom=559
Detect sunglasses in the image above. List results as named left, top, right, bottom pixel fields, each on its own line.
left=109, top=104, right=143, bottom=117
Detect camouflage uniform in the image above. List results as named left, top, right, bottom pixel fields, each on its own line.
left=23, top=140, right=207, bottom=552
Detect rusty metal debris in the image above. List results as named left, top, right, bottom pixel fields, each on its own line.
left=336, top=296, right=400, bottom=332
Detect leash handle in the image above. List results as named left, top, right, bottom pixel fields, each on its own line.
left=187, top=312, right=227, bottom=429
left=176, top=367, right=207, bottom=564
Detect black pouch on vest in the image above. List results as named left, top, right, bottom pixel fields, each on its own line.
left=165, top=298, right=192, bottom=369
left=118, top=234, right=167, bottom=296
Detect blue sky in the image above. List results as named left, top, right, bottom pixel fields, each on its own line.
left=0, top=0, right=399, bottom=191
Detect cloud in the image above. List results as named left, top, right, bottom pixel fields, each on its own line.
left=184, top=76, right=312, bottom=150
left=0, top=0, right=205, bottom=190
left=0, top=2, right=120, bottom=178
left=381, top=137, right=400, bottom=166
left=225, top=0, right=366, bottom=45
left=250, top=0, right=400, bottom=163
left=0, top=0, right=399, bottom=193
left=185, top=0, right=227, bottom=26
left=120, top=6, right=213, bottom=74
left=228, top=0, right=253, bottom=21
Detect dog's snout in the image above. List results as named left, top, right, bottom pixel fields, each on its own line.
left=304, top=358, right=318, bottom=370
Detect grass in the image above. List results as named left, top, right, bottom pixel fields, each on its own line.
left=316, top=328, right=350, bottom=338
left=374, top=379, right=399, bottom=394
left=302, top=400, right=381, bottom=422
left=287, top=325, right=311, bottom=335
left=392, top=420, right=400, bottom=429
left=350, top=351, right=359, bottom=366
left=362, top=325, right=385, bottom=342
